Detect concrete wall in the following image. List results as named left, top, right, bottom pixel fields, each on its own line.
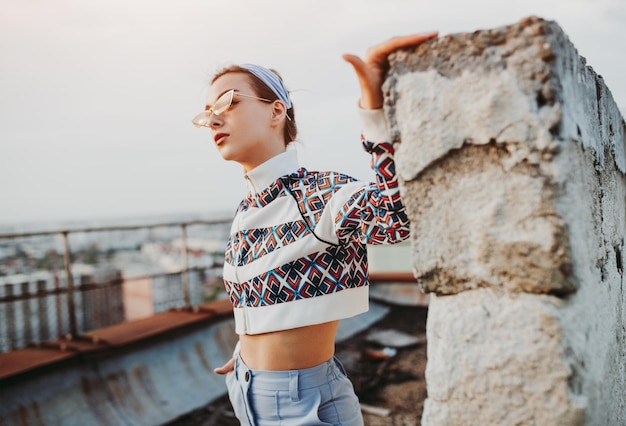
left=385, top=16, right=625, bottom=425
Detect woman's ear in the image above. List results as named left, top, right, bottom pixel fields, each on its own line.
left=270, top=101, right=287, bottom=125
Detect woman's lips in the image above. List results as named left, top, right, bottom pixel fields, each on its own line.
left=214, top=133, right=228, bottom=145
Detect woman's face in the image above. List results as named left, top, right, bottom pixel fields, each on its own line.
left=205, top=72, right=282, bottom=171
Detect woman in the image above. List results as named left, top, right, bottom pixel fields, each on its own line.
left=192, top=33, right=437, bottom=426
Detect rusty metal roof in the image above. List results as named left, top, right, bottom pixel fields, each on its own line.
left=0, top=299, right=233, bottom=381
left=0, top=278, right=423, bottom=382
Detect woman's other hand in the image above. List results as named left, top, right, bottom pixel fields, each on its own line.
left=343, top=32, right=438, bottom=109
left=214, top=357, right=235, bottom=375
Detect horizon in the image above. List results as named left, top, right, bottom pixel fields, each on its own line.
left=0, top=208, right=234, bottom=233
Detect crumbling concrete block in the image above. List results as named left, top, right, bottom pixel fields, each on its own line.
left=385, top=16, right=626, bottom=425
left=425, top=289, right=586, bottom=425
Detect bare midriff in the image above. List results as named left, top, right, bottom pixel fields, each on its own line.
left=239, top=320, right=339, bottom=370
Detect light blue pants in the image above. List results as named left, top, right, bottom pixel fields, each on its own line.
left=225, top=354, right=364, bottom=426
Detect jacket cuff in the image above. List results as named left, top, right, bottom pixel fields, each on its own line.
left=358, top=108, right=391, bottom=142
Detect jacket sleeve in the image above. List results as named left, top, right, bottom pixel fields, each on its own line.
left=334, top=109, right=411, bottom=245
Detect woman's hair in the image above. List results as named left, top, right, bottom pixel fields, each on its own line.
left=212, top=65, right=297, bottom=146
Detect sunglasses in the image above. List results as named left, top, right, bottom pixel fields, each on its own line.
left=191, top=89, right=272, bottom=128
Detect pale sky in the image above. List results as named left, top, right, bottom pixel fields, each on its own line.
left=1, top=0, right=624, bottom=226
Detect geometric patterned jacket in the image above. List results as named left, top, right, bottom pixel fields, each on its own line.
left=223, top=110, right=410, bottom=335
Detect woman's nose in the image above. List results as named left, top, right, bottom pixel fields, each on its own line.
left=208, top=113, right=223, bottom=129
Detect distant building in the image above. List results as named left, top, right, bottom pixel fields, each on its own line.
left=113, top=244, right=222, bottom=321
left=0, top=265, right=124, bottom=353
left=121, top=270, right=208, bottom=321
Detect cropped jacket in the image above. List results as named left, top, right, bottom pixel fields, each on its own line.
left=222, top=109, right=410, bottom=335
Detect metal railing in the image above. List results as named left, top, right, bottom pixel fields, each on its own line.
left=0, top=217, right=232, bottom=353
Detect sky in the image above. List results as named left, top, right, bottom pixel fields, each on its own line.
left=1, top=0, right=625, bottom=227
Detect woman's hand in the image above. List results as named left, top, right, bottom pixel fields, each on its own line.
left=342, top=32, right=438, bottom=109
left=214, top=357, right=235, bottom=375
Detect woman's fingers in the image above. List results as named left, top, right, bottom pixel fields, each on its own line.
left=343, top=32, right=438, bottom=78
left=365, top=32, right=438, bottom=64
left=214, top=357, right=235, bottom=375
left=343, top=32, right=438, bottom=109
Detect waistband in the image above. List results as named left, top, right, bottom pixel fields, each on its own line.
left=234, top=354, right=346, bottom=391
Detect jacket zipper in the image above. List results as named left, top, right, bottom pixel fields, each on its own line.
left=233, top=191, right=248, bottom=334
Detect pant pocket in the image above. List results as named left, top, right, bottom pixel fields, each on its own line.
left=225, top=372, right=253, bottom=425
left=333, top=356, right=348, bottom=377
left=319, top=375, right=363, bottom=426
left=271, top=388, right=333, bottom=426
left=247, top=388, right=282, bottom=425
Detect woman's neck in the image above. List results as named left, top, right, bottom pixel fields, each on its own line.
left=243, top=149, right=300, bottom=194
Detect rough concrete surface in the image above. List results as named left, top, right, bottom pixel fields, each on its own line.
left=384, top=15, right=625, bottom=425
left=424, top=289, right=586, bottom=425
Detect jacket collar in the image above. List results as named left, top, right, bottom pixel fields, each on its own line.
left=244, top=149, right=300, bottom=194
